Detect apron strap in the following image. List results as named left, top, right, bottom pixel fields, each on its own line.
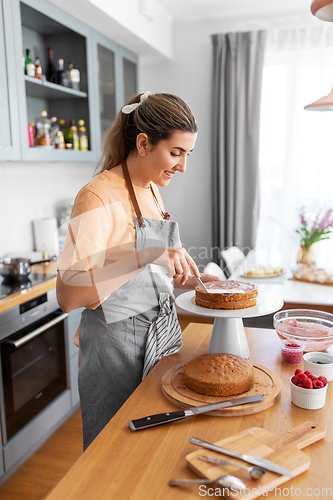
left=122, top=160, right=146, bottom=227
left=122, top=160, right=171, bottom=225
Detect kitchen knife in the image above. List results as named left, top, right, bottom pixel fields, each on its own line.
left=128, top=394, right=264, bottom=431
left=189, top=437, right=294, bottom=478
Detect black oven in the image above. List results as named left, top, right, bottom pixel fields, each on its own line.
left=0, top=290, right=69, bottom=444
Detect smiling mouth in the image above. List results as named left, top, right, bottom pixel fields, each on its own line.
left=164, top=171, right=174, bottom=178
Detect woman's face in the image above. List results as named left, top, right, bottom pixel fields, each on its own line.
left=138, top=130, right=197, bottom=188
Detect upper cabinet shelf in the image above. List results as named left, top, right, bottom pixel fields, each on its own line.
left=24, top=76, right=88, bottom=100
left=0, top=0, right=138, bottom=163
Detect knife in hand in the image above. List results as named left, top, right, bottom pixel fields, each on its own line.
left=128, top=394, right=264, bottom=431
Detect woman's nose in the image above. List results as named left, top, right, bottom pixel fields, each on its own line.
left=176, top=156, right=187, bottom=173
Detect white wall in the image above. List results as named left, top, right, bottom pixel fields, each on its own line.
left=0, top=162, right=94, bottom=256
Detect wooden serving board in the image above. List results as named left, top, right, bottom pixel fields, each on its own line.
left=186, top=421, right=326, bottom=499
left=161, top=362, right=281, bottom=416
left=290, top=277, right=333, bottom=287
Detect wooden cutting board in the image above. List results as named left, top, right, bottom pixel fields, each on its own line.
left=161, top=362, right=281, bottom=416
left=186, top=421, right=326, bottom=499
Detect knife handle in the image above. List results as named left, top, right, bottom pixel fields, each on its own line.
left=128, top=410, right=185, bottom=431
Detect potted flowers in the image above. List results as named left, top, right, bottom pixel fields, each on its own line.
left=296, top=208, right=333, bottom=265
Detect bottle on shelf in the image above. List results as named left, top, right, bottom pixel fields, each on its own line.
left=54, top=131, right=65, bottom=149
left=63, top=119, right=71, bottom=144
left=50, top=116, right=60, bottom=144
left=78, top=119, right=88, bottom=151
left=28, top=123, right=35, bottom=147
left=24, top=49, right=35, bottom=77
left=46, top=47, right=57, bottom=84
left=67, top=119, right=79, bottom=150
left=35, top=110, right=52, bottom=147
left=56, top=59, right=69, bottom=87
left=67, top=62, right=80, bottom=91
left=34, top=57, right=42, bottom=79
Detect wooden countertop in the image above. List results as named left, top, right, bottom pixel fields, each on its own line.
left=0, top=261, right=57, bottom=314
left=45, top=323, right=333, bottom=500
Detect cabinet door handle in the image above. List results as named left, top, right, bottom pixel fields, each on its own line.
left=5, top=313, right=69, bottom=348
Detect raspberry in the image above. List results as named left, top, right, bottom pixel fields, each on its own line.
left=297, top=373, right=307, bottom=381
left=303, top=378, right=313, bottom=389
left=295, top=369, right=303, bottom=376
left=297, top=383, right=304, bottom=387
left=291, top=376, right=299, bottom=385
left=318, top=376, right=328, bottom=386
left=308, top=374, right=317, bottom=381
left=313, top=380, right=324, bottom=389
left=304, top=370, right=313, bottom=377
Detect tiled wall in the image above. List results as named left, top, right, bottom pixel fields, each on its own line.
left=0, top=162, right=95, bottom=257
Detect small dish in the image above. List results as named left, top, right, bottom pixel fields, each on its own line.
left=281, top=341, right=304, bottom=365
left=290, top=377, right=328, bottom=410
left=303, top=352, right=333, bottom=382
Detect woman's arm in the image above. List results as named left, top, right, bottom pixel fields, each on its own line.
left=57, top=246, right=201, bottom=312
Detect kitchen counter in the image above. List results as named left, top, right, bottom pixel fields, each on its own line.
left=0, top=261, right=57, bottom=314
left=45, top=323, right=333, bottom=500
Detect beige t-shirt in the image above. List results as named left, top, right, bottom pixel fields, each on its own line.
left=58, top=169, right=165, bottom=308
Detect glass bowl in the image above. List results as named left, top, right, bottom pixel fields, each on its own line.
left=273, top=309, right=333, bottom=352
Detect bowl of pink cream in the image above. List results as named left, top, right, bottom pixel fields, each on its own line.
left=273, top=309, right=333, bottom=352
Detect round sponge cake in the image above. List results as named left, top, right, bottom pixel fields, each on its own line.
left=183, top=353, right=254, bottom=397
left=195, top=280, right=258, bottom=310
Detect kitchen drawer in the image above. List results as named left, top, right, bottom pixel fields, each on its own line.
left=70, top=353, right=80, bottom=408
left=66, top=307, right=84, bottom=358
left=3, top=389, right=71, bottom=472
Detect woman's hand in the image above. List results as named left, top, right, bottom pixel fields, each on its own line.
left=173, top=272, right=222, bottom=289
left=143, top=247, right=200, bottom=285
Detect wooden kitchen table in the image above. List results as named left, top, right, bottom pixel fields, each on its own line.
left=45, top=324, right=333, bottom=500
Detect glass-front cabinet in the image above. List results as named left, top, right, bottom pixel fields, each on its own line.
left=0, top=0, right=20, bottom=160
left=93, top=32, right=138, bottom=150
left=0, top=0, right=138, bottom=162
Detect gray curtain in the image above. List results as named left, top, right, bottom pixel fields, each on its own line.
left=211, top=30, right=267, bottom=265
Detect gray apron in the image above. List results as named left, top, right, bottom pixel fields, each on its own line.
left=78, top=166, right=183, bottom=450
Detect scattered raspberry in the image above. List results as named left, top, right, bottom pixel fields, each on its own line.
left=291, top=376, right=299, bottom=385
left=304, top=370, right=313, bottom=377
left=297, top=373, right=307, bottom=381
left=303, top=378, right=313, bottom=389
left=297, top=383, right=304, bottom=387
left=313, top=380, right=324, bottom=389
left=318, top=376, right=328, bottom=386
left=295, top=369, right=303, bottom=375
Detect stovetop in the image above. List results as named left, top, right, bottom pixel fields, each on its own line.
left=0, top=273, right=57, bottom=300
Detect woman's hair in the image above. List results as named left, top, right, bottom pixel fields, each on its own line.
left=95, top=92, right=197, bottom=174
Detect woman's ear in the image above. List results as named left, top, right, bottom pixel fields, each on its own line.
left=136, top=133, right=150, bottom=156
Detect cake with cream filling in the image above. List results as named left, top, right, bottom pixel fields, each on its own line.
left=195, top=280, right=258, bottom=310
left=183, top=353, right=255, bottom=397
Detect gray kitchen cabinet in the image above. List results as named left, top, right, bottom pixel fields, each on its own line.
left=12, top=0, right=98, bottom=162
left=91, top=31, right=138, bottom=147
left=0, top=0, right=21, bottom=160
left=66, top=307, right=83, bottom=408
left=0, top=0, right=138, bottom=163
left=0, top=419, right=3, bottom=477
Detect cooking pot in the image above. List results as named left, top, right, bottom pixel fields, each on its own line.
left=0, top=256, right=56, bottom=279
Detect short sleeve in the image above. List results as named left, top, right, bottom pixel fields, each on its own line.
left=58, top=188, right=111, bottom=272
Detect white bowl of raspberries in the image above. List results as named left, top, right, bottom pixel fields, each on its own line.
left=290, top=368, right=328, bottom=410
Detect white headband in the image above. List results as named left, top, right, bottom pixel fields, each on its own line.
left=121, top=91, right=152, bottom=114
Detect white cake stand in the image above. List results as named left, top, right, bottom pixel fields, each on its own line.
left=176, top=290, right=283, bottom=358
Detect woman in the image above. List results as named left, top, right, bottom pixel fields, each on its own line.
left=57, top=92, right=219, bottom=449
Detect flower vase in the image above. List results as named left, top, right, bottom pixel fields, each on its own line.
left=297, top=245, right=315, bottom=266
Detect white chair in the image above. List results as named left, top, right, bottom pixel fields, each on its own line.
left=203, top=262, right=226, bottom=280
left=221, top=246, right=245, bottom=277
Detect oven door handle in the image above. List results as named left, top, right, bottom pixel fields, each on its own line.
left=5, top=313, right=69, bottom=348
